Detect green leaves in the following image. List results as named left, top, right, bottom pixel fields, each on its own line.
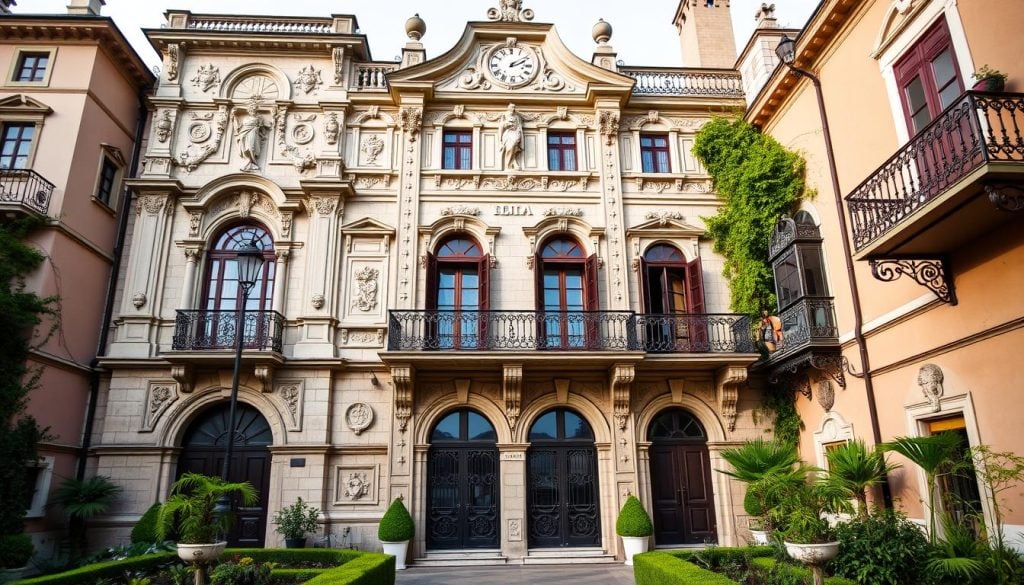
left=881, top=434, right=961, bottom=476
left=156, top=473, right=259, bottom=544
left=825, top=439, right=898, bottom=514
left=693, top=118, right=807, bottom=315
left=52, top=476, right=122, bottom=521
left=616, top=495, right=654, bottom=537
left=377, top=498, right=414, bottom=542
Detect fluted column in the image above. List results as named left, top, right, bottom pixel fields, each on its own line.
left=272, top=249, right=290, bottom=314
left=179, top=246, right=202, bottom=310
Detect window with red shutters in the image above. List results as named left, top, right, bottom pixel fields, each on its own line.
left=894, top=17, right=964, bottom=136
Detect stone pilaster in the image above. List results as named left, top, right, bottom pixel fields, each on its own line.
left=294, top=194, right=343, bottom=358
left=395, top=102, right=424, bottom=309
left=497, top=443, right=528, bottom=560
left=596, top=103, right=631, bottom=310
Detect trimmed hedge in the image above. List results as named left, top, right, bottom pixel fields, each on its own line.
left=377, top=499, right=413, bottom=543
left=303, top=553, right=394, bottom=585
left=750, top=557, right=858, bottom=585
left=633, top=548, right=857, bottom=585
left=11, top=552, right=178, bottom=585
left=616, top=496, right=654, bottom=537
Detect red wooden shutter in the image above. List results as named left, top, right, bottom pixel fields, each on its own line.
left=687, top=255, right=707, bottom=350
left=478, top=255, right=490, bottom=349
left=585, top=254, right=600, bottom=311
left=424, top=252, right=437, bottom=310
left=534, top=253, right=545, bottom=312
left=638, top=256, right=650, bottom=313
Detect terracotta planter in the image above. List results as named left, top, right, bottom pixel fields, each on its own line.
left=381, top=540, right=409, bottom=570
left=783, top=541, right=840, bottom=564
left=750, top=529, right=770, bottom=545
left=285, top=537, right=306, bottom=549
left=973, top=77, right=1006, bottom=92
left=176, top=542, right=227, bottom=564
left=621, top=535, right=649, bottom=565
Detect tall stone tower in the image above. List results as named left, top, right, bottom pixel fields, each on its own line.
left=674, top=0, right=737, bottom=69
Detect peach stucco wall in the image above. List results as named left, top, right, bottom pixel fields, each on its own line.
left=761, top=0, right=1024, bottom=529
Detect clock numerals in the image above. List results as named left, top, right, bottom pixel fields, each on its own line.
left=487, top=46, right=537, bottom=87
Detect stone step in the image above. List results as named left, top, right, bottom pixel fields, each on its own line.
left=523, top=548, right=617, bottom=565
left=413, top=551, right=508, bottom=567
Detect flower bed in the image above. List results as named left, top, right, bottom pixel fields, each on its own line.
left=11, top=548, right=394, bottom=585
left=633, top=547, right=856, bottom=585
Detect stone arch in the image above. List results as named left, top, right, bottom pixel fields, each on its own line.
left=628, top=112, right=673, bottom=131
left=194, top=174, right=288, bottom=208
left=523, top=216, right=603, bottom=258
left=192, top=175, right=290, bottom=242
left=350, top=109, right=396, bottom=126
left=421, top=215, right=500, bottom=256
left=415, top=392, right=512, bottom=446
left=636, top=392, right=727, bottom=444
left=159, top=384, right=288, bottom=449
left=220, top=63, right=292, bottom=101
left=641, top=239, right=694, bottom=263
left=432, top=110, right=482, bottom=127
left=514, top=391, right=612, bottom=445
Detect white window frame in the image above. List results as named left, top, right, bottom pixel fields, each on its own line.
left=24, top=456, right=55, bottom=519
left=6, top=47, right=57, bottom=88
left=93, top=144, right=126, bottom=212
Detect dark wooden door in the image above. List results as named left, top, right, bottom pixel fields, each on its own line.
left=648, top=409, right=716, bottom=545
left=179, top=403, right=273, bottom=547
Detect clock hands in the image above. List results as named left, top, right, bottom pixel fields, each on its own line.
left=509, top=56, right=531, bottom=68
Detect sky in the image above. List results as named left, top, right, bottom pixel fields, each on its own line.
left=13, top=0, right=817, bottom=69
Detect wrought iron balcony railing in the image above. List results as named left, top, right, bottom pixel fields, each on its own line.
left=846, top=91, right=1024, bottom=251
left=619, top=67, right=744, bottom=98
left=172, top=309, right=285, bottom=352
left=767, top=297, right=839, bottom=360
left=637, top=313, right=755, bottom=353
left=388, top=310, right=757, bottom=354
left=0, top=169, right=55, bottom=216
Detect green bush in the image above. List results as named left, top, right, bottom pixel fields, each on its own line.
left=131, top=503, right=163, bottom=544
left=210, top=556, right=274, bottom=585
left=615, top=496, right=653, bottom=537
left=749, top=557, right=857, bottom=585
left=302, top=553, right=394, bottom=585
left=634, top=551, right=740, bottom=585
left=832, top=509, right=930, bottom=585
left=223, top=549, right=361, bottom=567
left=377, top=499, right=413, bottom=543
left=273, top=497, right=320, bottom=540
left=0, top=533, right=34, bottom=568
left=11, top=553, right=177, bottom=585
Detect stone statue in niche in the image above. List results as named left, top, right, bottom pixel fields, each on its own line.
left=234, top=97, right=269, bottom=172
left=917, top=363, right=945, bottom=412
left=498, top=103, right=524, bottom=171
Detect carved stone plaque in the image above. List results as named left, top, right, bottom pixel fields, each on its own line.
left=334, top=464, right=379, bottom=505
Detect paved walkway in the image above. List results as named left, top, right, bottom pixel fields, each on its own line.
left=397, top=564, right=635, bottom=585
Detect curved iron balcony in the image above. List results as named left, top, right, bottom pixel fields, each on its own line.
left=763, top=297, right=839, bottom=362
left=387, top=310, right=755, bottom=353
left=173, top=309, right=285, bottom=352
left=0, top=169, right=55, bottom=217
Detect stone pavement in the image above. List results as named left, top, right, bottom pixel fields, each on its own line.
left=396, top=564, right=635, bottom=585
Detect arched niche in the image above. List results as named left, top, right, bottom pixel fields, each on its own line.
left=220, top=63, right=292, bottom=101
left=159, top=383, right=288, bottom=449
left=420, top=214, right=500, bottom=258
left=522, top=216, right=603, bottom=259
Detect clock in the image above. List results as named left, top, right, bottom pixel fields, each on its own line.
left=486, top=45, right=538, bottom=87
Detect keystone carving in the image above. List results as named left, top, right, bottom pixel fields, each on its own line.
left=716, top=366, right=747, bottom=432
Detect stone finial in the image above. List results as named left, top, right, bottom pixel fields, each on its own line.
left=755, top=3, right=777, bottom=28
left=592, top=18, right=613, bottom=44
left=0, top=0, right=16, bottom=15
left=405, top=13, right=426, bottom=41
left=66, top=0, right=105, bottom=15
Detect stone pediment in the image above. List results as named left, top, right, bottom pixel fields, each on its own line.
left=340, top=217, right=396, bottom=235
left=387, top=22, right=633, bottom=100
left=626, top=214, right=705, bottom=238
left=0, top=94, right=52, bottom=116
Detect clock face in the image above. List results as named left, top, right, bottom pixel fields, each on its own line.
left=487, top=46, right=538, bottom=87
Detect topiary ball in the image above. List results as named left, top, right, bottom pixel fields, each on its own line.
left=378, top=498, right=414, bottom=542
left=615, top=496, right=653, bottom=537
left=131, top=502, right=162, bottom=544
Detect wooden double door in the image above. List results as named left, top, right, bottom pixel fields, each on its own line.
left=648, top=409, right=717, bottom=545
left=178, top=403, right=272, bottom=547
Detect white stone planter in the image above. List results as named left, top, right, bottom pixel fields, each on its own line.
left=621, top=535, right=650, bottom=565
left=176, top=542, right=227, bottom=564
left=783, top=541, right=840, bottom=564
left=381, top=540, right=409, bottom=570
left=1, top=566, right=29, bottom=581
left=750, top=529, right=770, bottom=545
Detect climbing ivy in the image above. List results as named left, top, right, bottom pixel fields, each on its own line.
left=0, top=217, right=55, bottom=536
left=693, top=118, right=808, bottom=443
left=692, top=117, right=808, bottom=315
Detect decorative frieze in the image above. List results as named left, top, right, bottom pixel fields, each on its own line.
left=645, top=210, right=684, bottom=225
left=542, top=207, right=583, bottom=217
left=339, top=328, right=385, bottom=348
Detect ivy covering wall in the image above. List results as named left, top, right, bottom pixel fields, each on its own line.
left=693, top=118, right=808, bottom=444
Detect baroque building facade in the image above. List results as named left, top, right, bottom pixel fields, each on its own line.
left=92, top=1, right=772, bottom=562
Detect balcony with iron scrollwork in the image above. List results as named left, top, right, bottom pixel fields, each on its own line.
left=0, top=168, right=55, bottom=219
left=619, top=67, right=745, bottom=99
left=169, top=309, right=285, bottom=363
left=846, top=91, right=1024, bottom=261
left=760, top=297, right=841, bottom=372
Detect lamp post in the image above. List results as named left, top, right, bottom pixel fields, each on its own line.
left=775, top=35, right=891, bottom=507
left=214, top=239, right=265, bottom=518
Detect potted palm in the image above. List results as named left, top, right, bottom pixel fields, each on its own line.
left=274, top=497, right=320, bottom=548
left=0, top=533, right=34, bottom=580
left=718, top=438, right=804, bottom=544
left=615, top=496, right=653, bottom=565
left=825, top=439, right=898, bottom=517
left=972, top=65, right=1007, bottom=92
left=378, top=498, right=414, bottom=570
left=156, top=473, right=258, bottom=564
left=768, top=473, right=852, bottom=585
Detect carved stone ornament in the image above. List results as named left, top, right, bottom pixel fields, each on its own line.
left=611, top=364, right=635, bottom=432
left=142, top=383, right=177, bottom=432
left=274, top=106, right=316, bottom=172
left=440, top=205, right=481, bottom=216
left=503, top=364, right=523, bottom=429
left=191, top=63, right=221, bottom=92
left=646, top=210, right=684, bottom=226
left=599, top=110, right=620, bottom=145
left=188, top=120, right=211, bottom=143
left=292, top=123, right=315, bottom=145
left=325, top=112, right=340, bottom=145
left=343, top=472, right=371, bottom=500
left=917, top=363, right=944, bottom=412
left=165, top=43, right=180, bottom=81
left=398, top=107, right=423, bottom=142
left=176, top=105, right=228, bottom=172
left=360, top=135, right=385, bottom=165
left=817, top=380, right=835, bottom=412
left=155, top=110, right=174, bottom=143
left=716, top=366, right=747, bottom=433
left=310, top=196, right=339, bottom=216
left=136, top=195, right=167, bottom=216
left=132, top=292, right=147, bottom=309
left=311, top=293, right=325, bottom=310
left=508, top=518, right=522, bottom=541
left=294, top=64, right=324, bottom=94
left=352, top=267, right=380, bottom=312
left=188, top=212, right=203, bottom=237
left=543, top=207, right=583, bottom=217
left=345, top=402, right=375, bottom=435
left=281, top=385, right=300, bottom=421
left=487, top=0, right=534, bottom=23
left=234, top=97, right=269, bottom=173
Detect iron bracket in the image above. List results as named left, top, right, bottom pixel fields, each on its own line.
left=870, top=256, right=957, bottom=305
left=986, top=183, right=1024, bottom=212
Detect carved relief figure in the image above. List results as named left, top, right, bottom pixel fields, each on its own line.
left=352, top=267, right=380, bottom=312
left=345, top=472, right=370, bottom=500
left=294, top=65, right=323, bottom=94
left=918, top=364, right=945, bottom=412
left=155, top=110, right=173, bottom=143
left=325, top=112, right=340, bottom=145
left=191, top=64, right=221, bottom=92
left=498, top=103, right=524, bottom=171
left=360, top=135, right=385, bottom=165
left=234, top=97, right=269, bottom=172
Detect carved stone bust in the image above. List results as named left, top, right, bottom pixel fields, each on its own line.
left=917, top=363, right=944, bottom=412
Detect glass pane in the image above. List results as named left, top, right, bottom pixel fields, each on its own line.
left=459, top=147, right=471, bottom=169
left=565, top=412, right=592, bottom=439
left=543, top=289, right=560, bottom=309
left=437, top=289, right=455, bottom=308
left=462, top=273, right=479, bottom=288
left=432, top=412, right=461, bottom=441
left=564, top=149, right=576, bottom=171
left=938, top=82, right=960, bottom=110
left=564, top=273, right=583, bottom=289
left=641, top=150, right=654, bottom=173
left=439, top=271, right=456, bottom=287
left=461, top=289, right=478, bottom=308
left=931, top=49, right=956, bottom=88
left=529, top=412, right=557, bottom=440
left=548, top=148, right=561, bottom=171
left=543, top=272, right=559, bottom=287
left=640, top=136, right=653, bottom=147
left=656, top=150, right=670, bottom=173
left=565, top=289, right=583, bottom=308
left=443, top=147, right=455, bottom=169
left=799, top=247, right=827, bottom=297
left=467, top=412, right=496, bottom=441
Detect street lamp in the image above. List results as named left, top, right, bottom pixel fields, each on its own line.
left=774, top=35, right=891, bottom=507
left=215, top=239, right=265, bottom=519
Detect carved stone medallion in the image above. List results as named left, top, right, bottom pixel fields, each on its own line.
left=345, top=402, right=375, bottom=435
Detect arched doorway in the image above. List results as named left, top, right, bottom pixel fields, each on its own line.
left=178, top=402, right=273, bottom=547
left=648, top=409, right=717, bottom=545
left=527, top=408, right=601, bottom=548
left=427, top=409, right=500, bottom=550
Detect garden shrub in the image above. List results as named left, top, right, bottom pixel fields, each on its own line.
left=302, top=553, right=394, bottom=585
left=377, top=499, right=413, bottom=543
left=210, top=556, right=274, bottom=585
left=634, top=551, right=740, bottom=585
left=832, top=509, right=930, bottom=585
left=11, top=552, right=177, bottom=585
left=131, top=503, right=163, bottom=544
left=0, top=533, right=34, bottom=568
left=616, top=496, right=653, bottom=537
left=749, top=557, right=857, bottom=585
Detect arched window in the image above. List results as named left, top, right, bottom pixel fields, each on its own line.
left=535, top=237, right=598, bottom=349
left=425, top=236, right=489, bottom=349
left=640, top=244, right=707, bottom=352
left=203, top=224, right=276, bottom=312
